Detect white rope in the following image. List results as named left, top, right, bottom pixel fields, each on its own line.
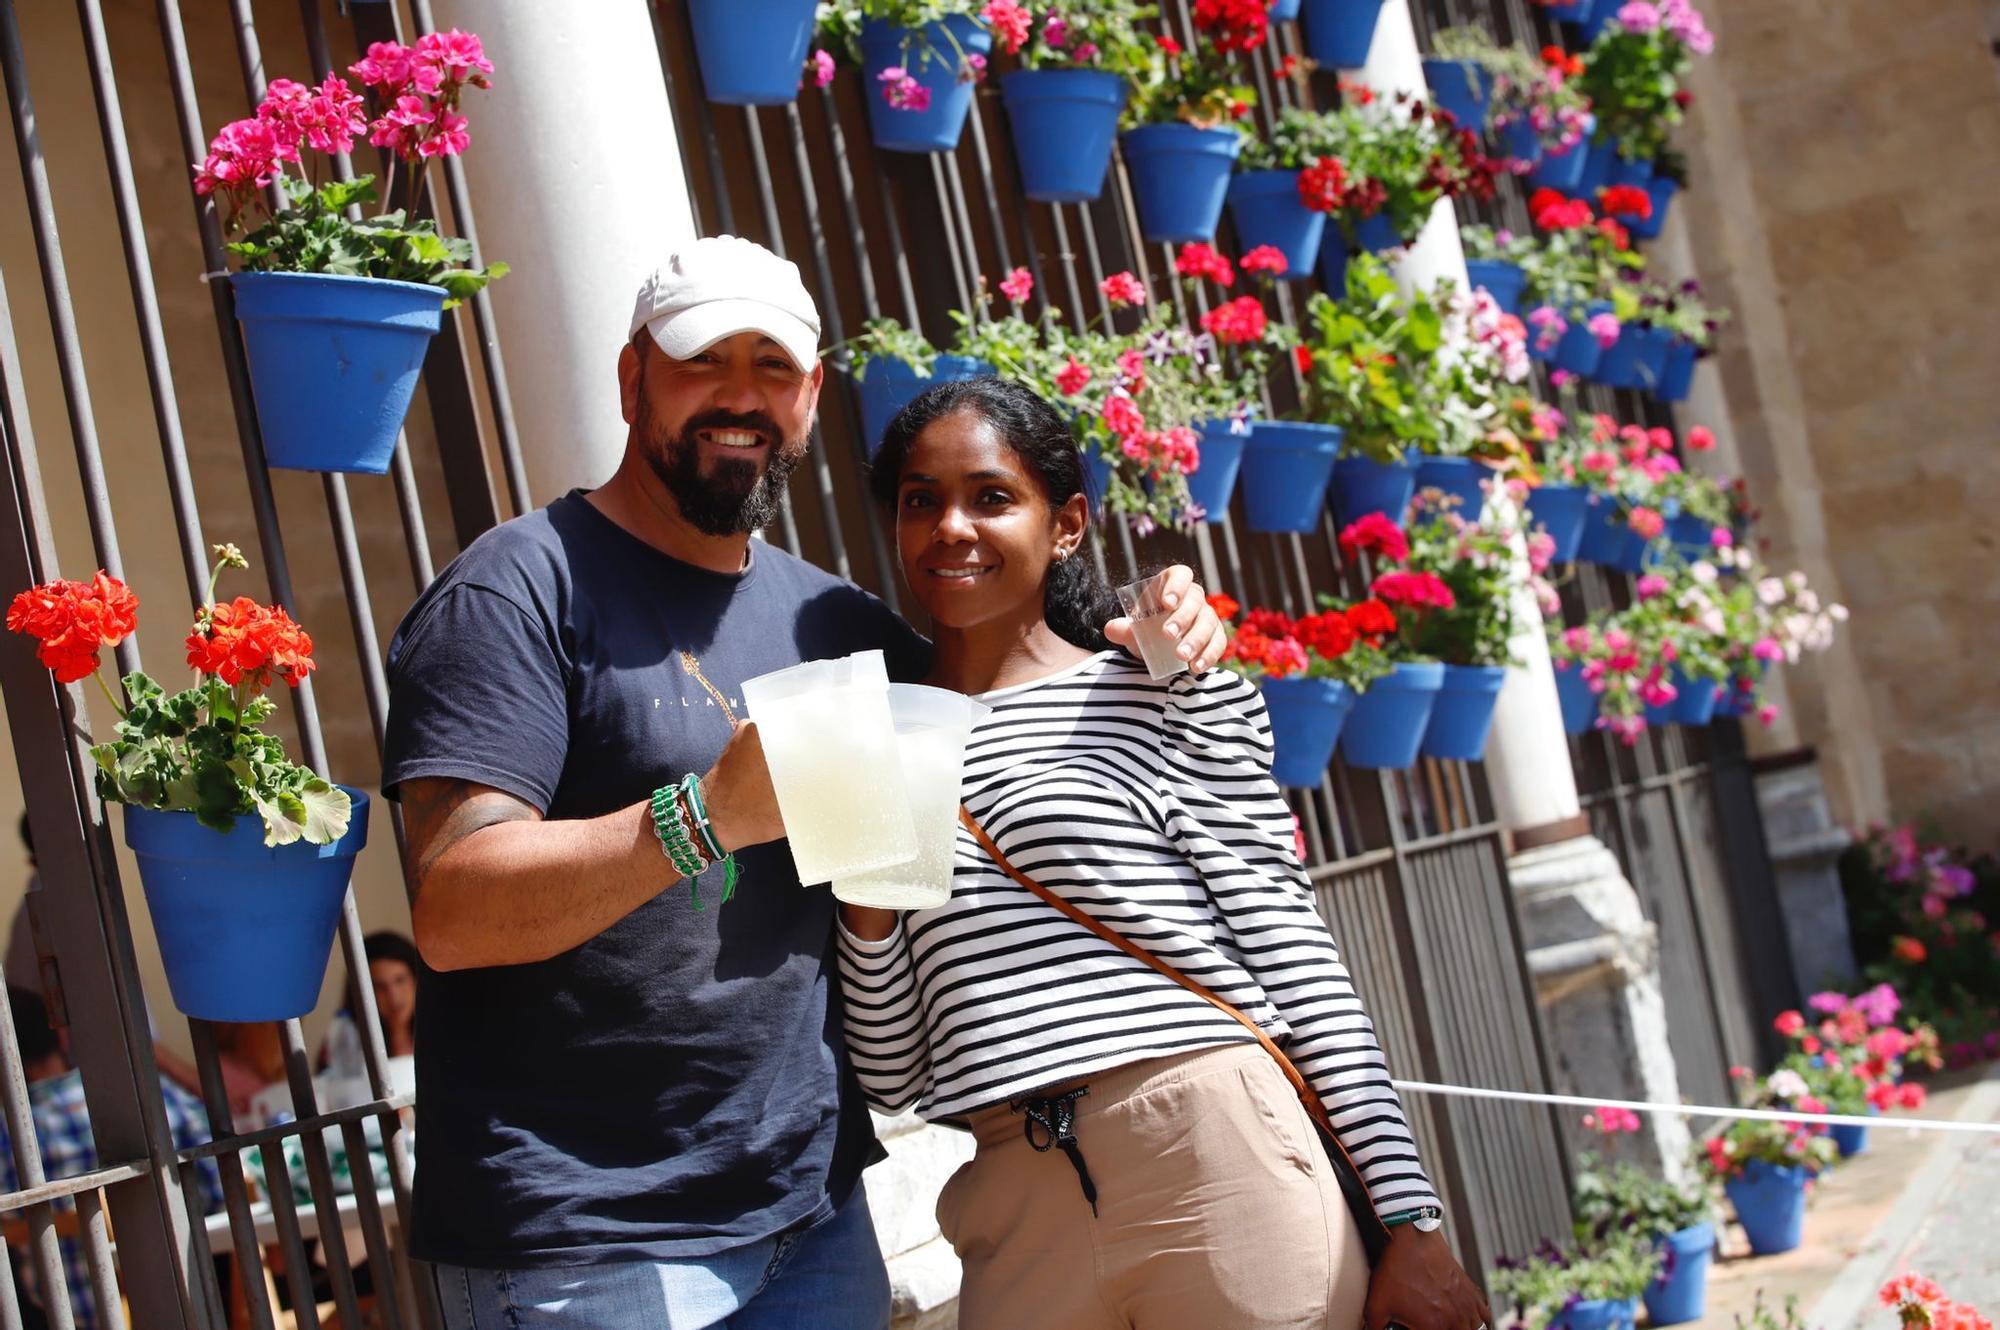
left=1390, top=1078, right=2000, bottom=1136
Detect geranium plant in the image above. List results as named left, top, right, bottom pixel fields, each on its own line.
left=1487, top=41, right=1593, bottom=168
left=1695, top=1065, right=1839, bottom=1182
left=1387, top=503, right=1530, bottom=668
left=1576, top=0, right=1715, bottom=164
left=196, top=32, right=506, bottom=304
left=6, top=546, right=351, bottom=847
left=1291, top=89, right=1501, bottom=245
left=1880, top=1275, right=1994, bottom=1330
left=1488, top=1236, right=1662, bottom=1328
left=1571, top=1107, right=1714, bottom=1249
left=1297, top=255, right=1443, bottom=462
left=982, top=0, right=1160, bottom=74
left=1125, top=0, right=1262, bottom=126
left=1215, top=596, right=1396, bottom=694
left=1776, top=986, right=1940, bottom=1119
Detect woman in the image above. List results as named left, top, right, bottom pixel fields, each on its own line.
left=836, top=379, right=1488, bottom=1330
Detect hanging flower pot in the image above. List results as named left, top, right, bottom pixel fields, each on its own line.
left=1644, top=1221, right=1716, bottom=1328
left=1657, top=338, right=1698, bottom=402
left=1419, top=664, right=1508, bottom=761
left=1240, top=421, right=1343, bottom=533
left=126, top=789, right=371, bottom=1022
left=860, top=17, right=992, bottom=154
left=1270, top=0, right=1303, bottom=17
left=1594, top=323, right=1674, bottom=390
left=1497, top=116, right=1543, bottom=170
left=687, top=0, right=822, bottom=105
left=1330, top=454, right=1418, bottom=528
left=1554, top=664, right=1600, bottom=735
left=1628, top=176, right=1679, bottom=241
left=1121, top=123, right=1244, bottom=243
left=1579, top=0, right=1623, bottom=41
left=232, top=272, right=447, bottom=475
left=1575, top=492, right=1630, bottom=567
left=1263, top=676, right=1358, bottom=788
left=1465, top=258, right=1527, bottom=316
left=853, top=354, right=994, bottom=458
left=1542, top=0, right=1592, bottom=19
left=1184, top=419, right=1251, bottom=522
left=1724, top=1160, right=1808, bottom=1255
left=1552, top=1298, right=1637, bottom=1330
left=1554, top=300, right=1616, bottom=378
left=1226, top=170, right=1326, bottom=280
left=1300, top=0, right=1388, bottom=69
left=1669, top=669, right=1722, bottom=726
left=1527, top=483, right=1592, bottom=562
left=1351, top=210, right=1406, bottom=254
left=1000, top=69, right=1128, bottom=203
left=1530, top=137, right=1591, bottom=193
left=1083, top=450, right=1115, bottom=514
left=1667, top=512, right=1714, bottom=561
left=1608, top=152, right=1655, bottom=186
left=1422, top=58, right=1493, bottom=133
left=1319, top=237, right=1352, bottom=294
left=1341, top=661, right=1445, bottom=769
left=1413, top=456, right=1490, bottom=518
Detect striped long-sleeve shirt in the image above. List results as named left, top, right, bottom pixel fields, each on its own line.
left=836, top=651, right=1442, bottom=1218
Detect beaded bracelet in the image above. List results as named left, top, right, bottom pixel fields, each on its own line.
left=650, top=777, right=740, bottom=911
left=651, top=785, right=709, bottom=881
left=679, top=774, right=739, bottom=907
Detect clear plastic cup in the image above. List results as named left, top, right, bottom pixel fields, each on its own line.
left=1116, top=577, right=1189, bottom=680
left=740, top=650, right=917, bottom=885
left=831, top=685, right=992, bottom=910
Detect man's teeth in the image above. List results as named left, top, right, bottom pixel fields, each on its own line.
left=708, top=430, right=764, bottom=448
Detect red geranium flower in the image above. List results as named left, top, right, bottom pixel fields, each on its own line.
left=1200, top=296, right=1268, bottom=345
left=1240, top=244, right=1289, bottom=276
left=1338, top=512, right=1410, bottom=564
left=1596, top=215, right=1631, bottom=251
left=1597, top=183, right=1654, bottom=221
left=1191, top=0, right=1269, bottom=52
left=1293, top=345, right=1314, bottom=376
left=1371, top=570, right=1456, bottom=611
left=1175, top=242, right=1236, bottom=287
left=1530, top=187, right=1594, bottom=231
left=185, top=595, right=317, bottom=689
left=1206, top=592, right=1241, bottom=621
left=1099, top=271, right=1147, bottom=307
left=1055, top=355, right=1093, bottom=396
left=1345, top=598, right=1397, bottom=642
left=1297, top=155, right=1349, bottom=214
left=7, top=571, right=140, bottom=685
left=1156, top=34, right=1183, bottom=57
left=1294, top=610, right=1355, bottom=660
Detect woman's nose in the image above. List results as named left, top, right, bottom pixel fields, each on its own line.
left=933, top=504, right=977, bottom=543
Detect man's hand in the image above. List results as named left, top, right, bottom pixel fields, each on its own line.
left=1364, top=1226, right=1490, bottom=1330
left=1102, top=565, right=1229, bottom=673
left=702, top=720, right=785, bottom=854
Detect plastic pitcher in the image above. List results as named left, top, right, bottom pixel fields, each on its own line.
left=832, top=684, right=992, bottom=910
left=741, top=650, right=916, bottom=885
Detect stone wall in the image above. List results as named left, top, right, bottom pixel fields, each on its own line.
left=1677, top=1, right=2000, bottom=849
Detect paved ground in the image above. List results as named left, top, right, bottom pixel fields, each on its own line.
left=1667, top=1062, right=2000, bottom=1330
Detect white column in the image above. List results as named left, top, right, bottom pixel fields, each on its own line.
left=1353, top=0, right=1584, bottom=833
left=430, top=0, right=700, bottom=504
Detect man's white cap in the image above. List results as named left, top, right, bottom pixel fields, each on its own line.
left=629, top=236, right=822, bottom=373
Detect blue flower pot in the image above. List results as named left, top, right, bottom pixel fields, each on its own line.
left=1227, top=170, right=1325, bottom=280
left=1554, top=1299, right=1638, bottom=1330
left=688, top=0, right=822, bottom=105
left=1301, top=0, right=1387, bottom=68
left=1422, top=58, right=1492, bottom=132
left=1330, top=454, right=1418, bottom=528
left=1270, top=0, right=1303, bottom=17
left=1725, top=1159, right=1809, bottom=1255
left=1263, top=676, right=1357, bottom=788
left=1609, top=153, right=1656, bottom=186
left=1353, top=210, right=1405, bottom=253
left=1186, top=419, right=1250, bottom=522
left=1465, top=259, right=1527, bottom=316
left=1595, top=323, right=1674, bottom=391
left=1530, top=138, right=1591, bottom=193
left=1714, top=676, right=1757, bottom=719
left=1319, top=238, right=1352, bottom=296
left=1669, top=668, right=1722, bottom=726
left=1414, top=456, right=1490, bottom=517
left=1657, top=338, right=1698, bottom=402
left=1832, top=1121, right=1870, bottom=1158
left=853, top=354, right=993, bottom=457
left=1575, top=137, right=1614, bottom=198
left=1083, top=451, right=1113, bottom=513
left=1529, top=483, right=1592, bottom=562
left=1498, top=116, right=1543, bottom=169
left=1001, top=69, right=1127, bottom=203
left=1543, top=0, right=1591, bottom=19
left=1420, top=664, right=1508, bottom=761
left=1668, top=512, right=1714, bottom=561
left=1554, top=665, right=1600, bottom=736
left=860, top=18, right=992, bottom=154
left=1645, top=1222, right=1716, bottom=1327
left=1555, top=301, right=1615, bottom=377
left=1580, top=0, right=1622, bottom=41
left=125, top=789, right=371, bottom=1021
left=1241, top=421, right=1342, bottom=533
left=1121, top=123, right=1243, bottom=243
left=232, top=272, right=445, bottom=475
left=1341, top=661, right=1444, bottom=770
left=1628, top=176, right=1679, bottom=241
left=1577, top=492, right=1650, bottom=571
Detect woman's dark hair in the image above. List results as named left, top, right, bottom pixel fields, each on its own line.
left=364, top=930, right=422, bottom=976
left=870, top=377, right=1117, bottom=651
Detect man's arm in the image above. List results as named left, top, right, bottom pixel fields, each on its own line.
left=405, top=722, right=785, bottom=971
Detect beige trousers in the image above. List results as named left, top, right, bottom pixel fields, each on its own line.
left=938, top=1043, right=1372, bottom=1330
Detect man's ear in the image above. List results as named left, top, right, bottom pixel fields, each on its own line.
left=618, top=341, right=643, bottom=425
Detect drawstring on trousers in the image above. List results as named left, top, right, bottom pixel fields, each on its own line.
left=1013, top=1086, right=1099, bottom=1216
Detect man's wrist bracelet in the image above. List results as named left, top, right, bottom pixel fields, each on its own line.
left=1382, top=1205, right=1445, bottom=1233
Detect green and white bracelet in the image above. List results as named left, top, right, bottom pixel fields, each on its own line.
left=650, top=776, right=739, bottom=910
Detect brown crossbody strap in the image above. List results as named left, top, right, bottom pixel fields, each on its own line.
left=957, top=804, right=1393, bottom=1259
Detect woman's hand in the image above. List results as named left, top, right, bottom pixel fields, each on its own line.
left=1365, top=1226, right=1491, bottom=1330
left=1102, top=565, right=1229, bottom=672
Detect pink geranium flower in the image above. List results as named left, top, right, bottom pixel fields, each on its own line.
left=810, top=49, right=837, bottom=89
left=998, top=267, right=1034, bottom=305
left=1100, top=271, right=1147, bottom=306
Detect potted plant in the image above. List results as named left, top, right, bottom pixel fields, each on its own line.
left=1231, top=108, right=1343, bottom=280
left=1651, top=277, right=1728, bottom=402
left=1331, top=559, right=1455, bottom=770
left=1461, top=224, right=1537, bottom=316
left=1498, top=42, right=1593, bottom=178
left=1775, top=990, right=1940, bottom=1158
left=992, top=1, right=1156, bottom=201
left=1575, top=0, right=1714, bottom=186
left=1423, top=26, right=1519, bottom=134
left=196, top=34, right=507, bottom=476
left=1120, top=13, right=1260, bottom=242
left=1213, top=594, right=1393, bottom=787
left=1300, top=0, right=1388, bottom=69
left=1412, top=278, right=1533, bottom=516
left=1488, top=1236, right=1662, bottom=1330
left=1508, top=390, right=1598, bottom=561
left=688, top=0, right=825, bottom=105
left=1568, top=1109, right=1717, bottom=1328
left=1388, top=505, right=1525, bottom=762
left=1698, top=1066, right=1838, bottom=1256
left=1518, top=187, right=1641, bottom=378
left=843, top=317, right=996, bottom=455
left=7, top=549, right=367, bottom=1022
left=818, top=0, right=997, bottom=153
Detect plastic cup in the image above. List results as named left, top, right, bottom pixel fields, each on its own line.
left=832, top=685, right=993, bottom=910
left=1116, top=577, right=1188, bottom=680
left=740, top=650, right=917, bottom=885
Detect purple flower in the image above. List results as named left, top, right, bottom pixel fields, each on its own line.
left=1042, top=16, right=1069, bottom=47
left=1852, top=982, right=1901, bottom=1027
left=1618, top=2, right=1662, bottom=33
left=1807, top=991, right=1850, bottom=1015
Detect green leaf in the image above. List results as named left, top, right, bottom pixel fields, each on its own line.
left=295, top=777, right=352, bottom=847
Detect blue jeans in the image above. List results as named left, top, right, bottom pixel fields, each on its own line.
left=433, top=1186, right=891, bottom=1330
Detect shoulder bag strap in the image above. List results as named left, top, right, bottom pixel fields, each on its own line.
left=957, top=804, right=1393, bottom=1260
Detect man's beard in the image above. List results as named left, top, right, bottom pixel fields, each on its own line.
left=645, top=407, right=803, bottom=537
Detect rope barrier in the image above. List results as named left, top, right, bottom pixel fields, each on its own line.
left=1390, top=1078, right=2000, bottom=1136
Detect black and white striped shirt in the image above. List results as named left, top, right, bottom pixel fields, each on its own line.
left=836, top=651, right=1442, bottom=1218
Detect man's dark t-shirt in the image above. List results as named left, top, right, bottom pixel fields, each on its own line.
left=381, top=490, right=928, bottom=1268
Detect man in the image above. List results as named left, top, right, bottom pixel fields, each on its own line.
left=383, top=235, right=1226, bottom=1328
left=0, top=988, right=220, bottom=1330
